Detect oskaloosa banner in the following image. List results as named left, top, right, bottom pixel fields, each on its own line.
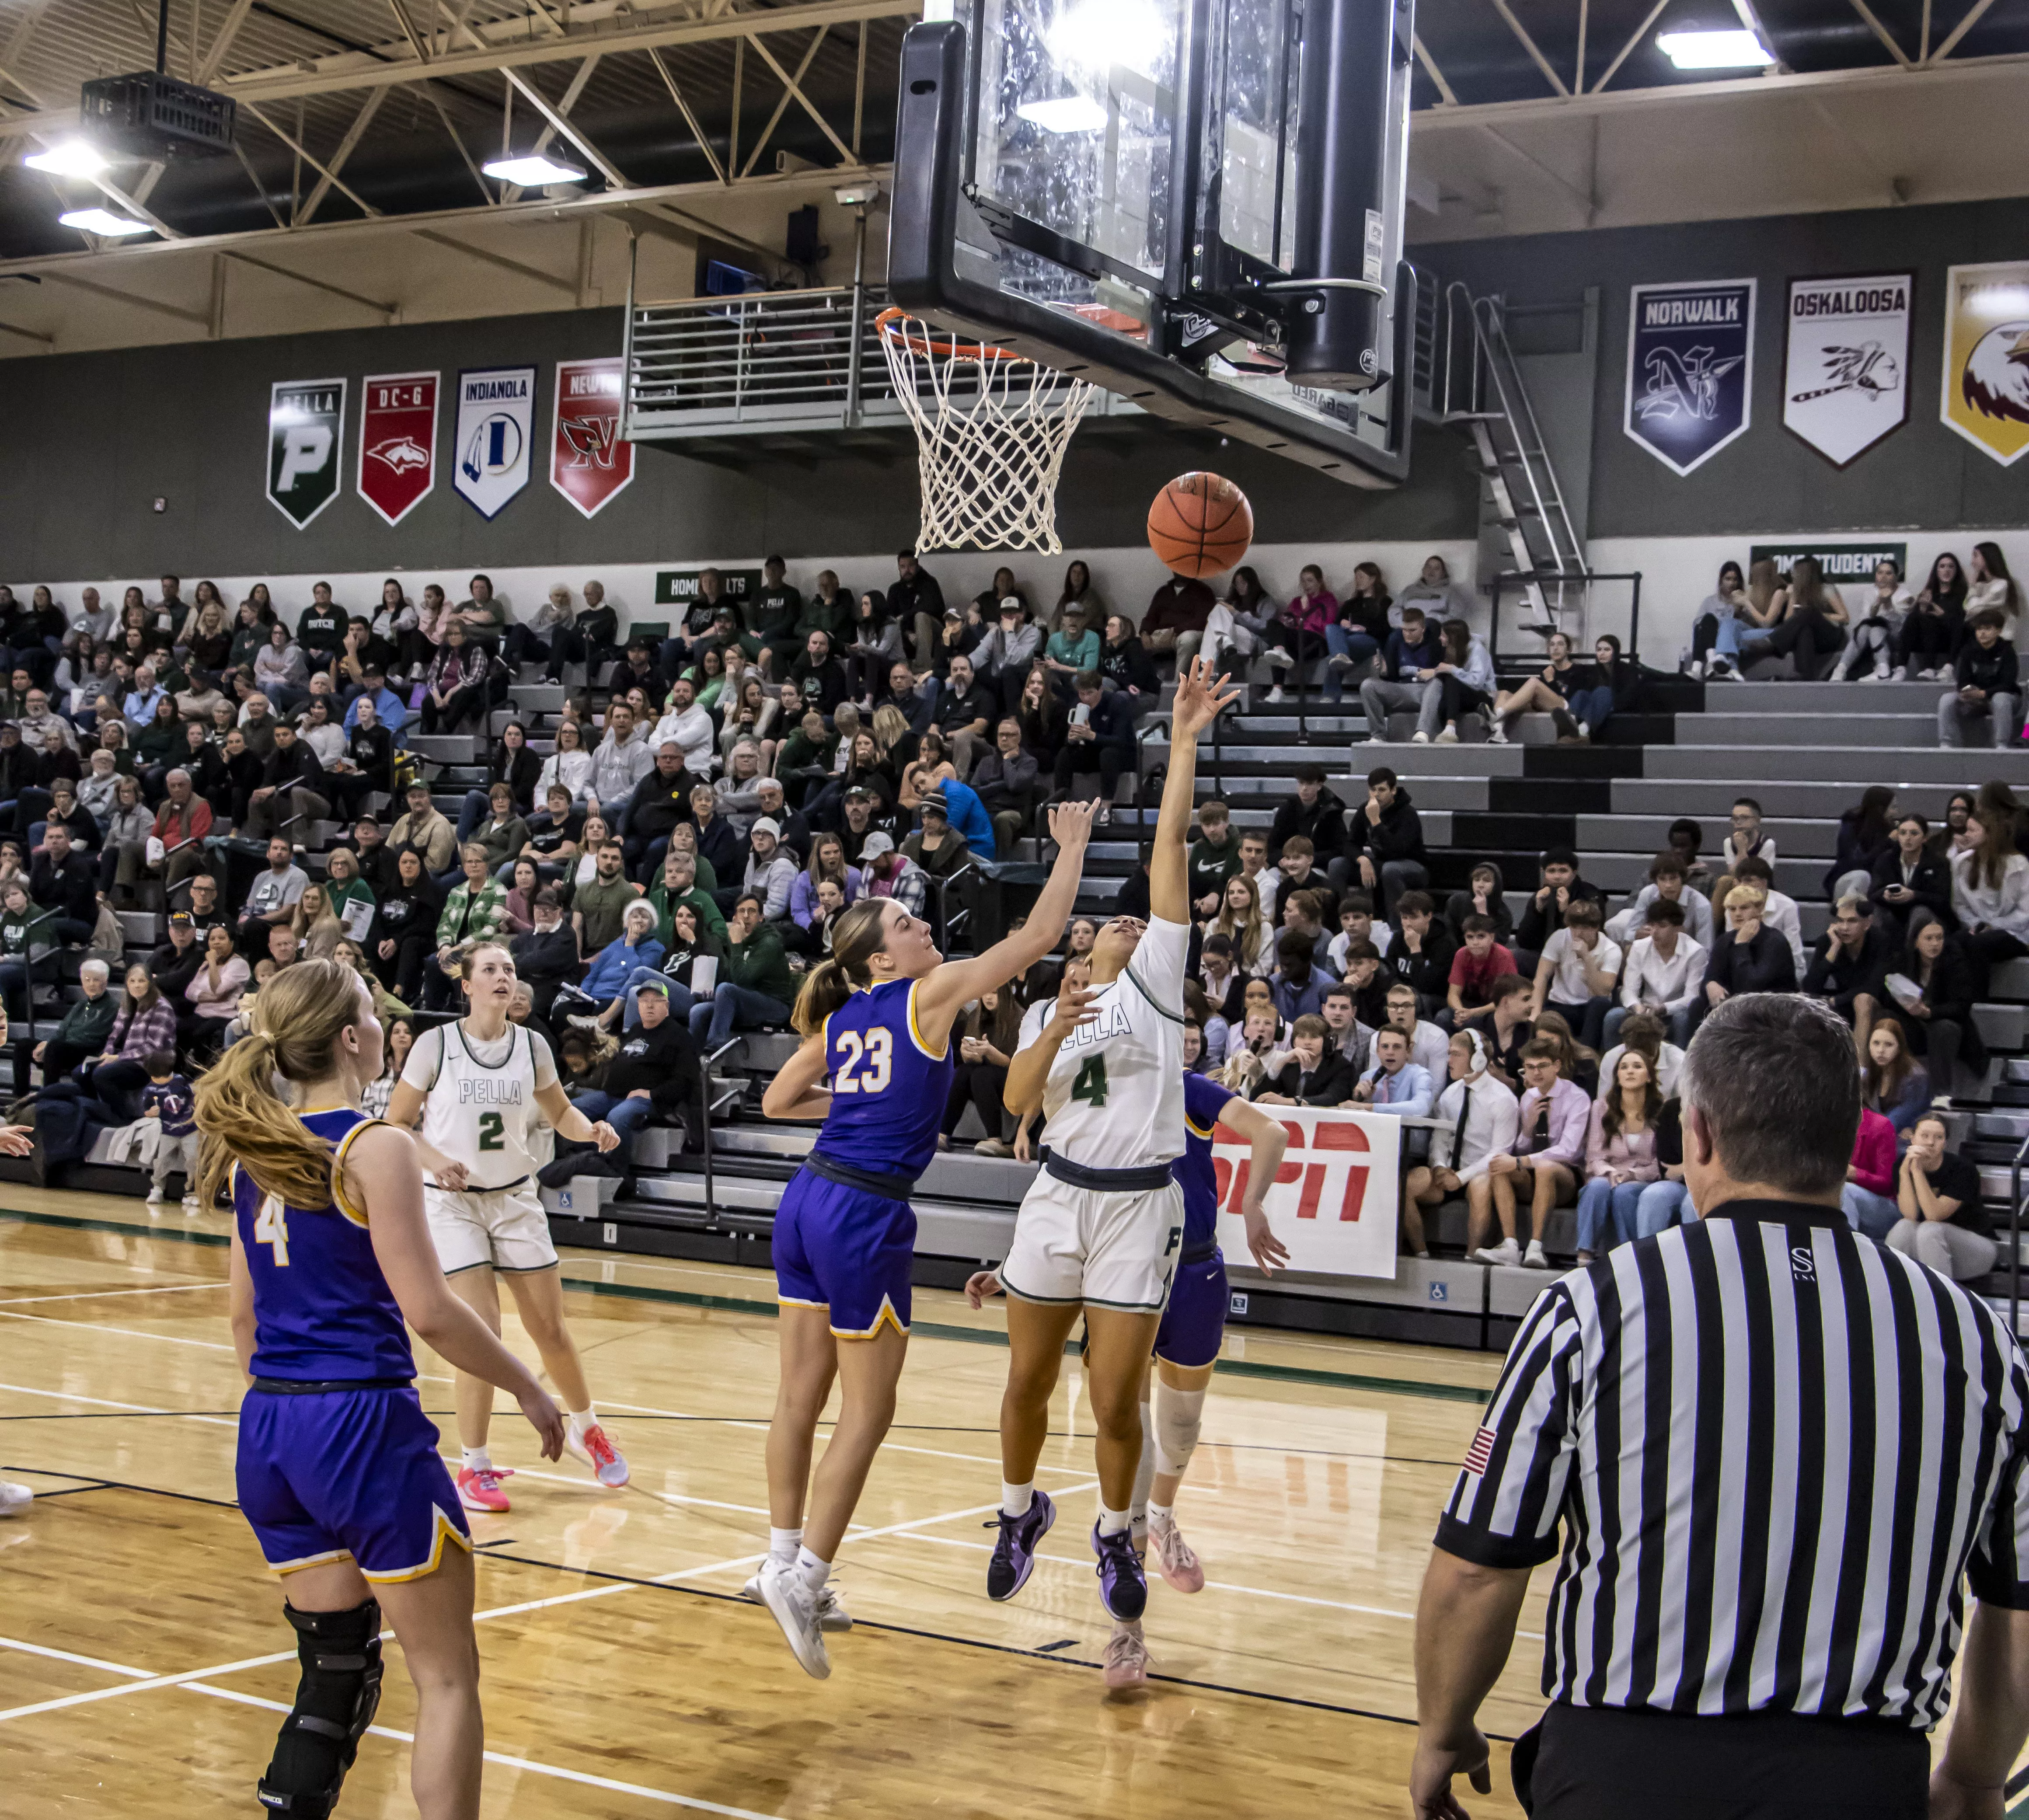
left=1209, top=1103, right=1401, bottom=1279
left=1783, top=273, right=1911, bottom=467
left=1942, top=261, right=2029, bottom=467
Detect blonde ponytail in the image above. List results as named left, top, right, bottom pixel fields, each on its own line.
left=790, top=898, right=891, bottom=1036
left=193, top=959, right=370, bottom=1213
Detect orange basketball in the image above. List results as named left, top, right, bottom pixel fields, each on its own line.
left=1147, top=472, right=1254, bottom=579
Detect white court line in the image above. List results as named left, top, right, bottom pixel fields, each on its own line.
left=0, top=1309, right=234, bottom=1351
left=0, top=1635, right=154, bottom=1678
left=478, top=1461, right=775, bottom=1519
left=0, top=1282, right=222, bottom=1307
left=0, top=1380, right=237, bottom=1429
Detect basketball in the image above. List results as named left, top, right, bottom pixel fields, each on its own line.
left=1147, top=471, right=1254, bottom=578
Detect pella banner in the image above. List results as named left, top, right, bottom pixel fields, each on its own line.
left=1208, top=1103, right=1401, bottom=1279
left=266, top=377, right=345, bottom=530
left=551, top=357, right=634, bottom=518
left=1782, top=273, right=1912, bottom=468
left=454, top=365, right=536, bottom=519
left=357, top=370, right=439, bottom=526
left=1625, top=279, right=1756, bottom=476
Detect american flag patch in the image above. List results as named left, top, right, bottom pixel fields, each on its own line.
left=1463, top=1426, right=1498, bottom=1477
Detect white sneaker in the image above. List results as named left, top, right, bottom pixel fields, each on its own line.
left=1435, top=724, right=1460, bottom=744
left=144, top=1184, right=163, bottom=1205
left=1523, top=1240, right=1550, bottom=1269
left=1264, top=686, right=1286, bottom=704
left=815, top=1583, right=853, bottom=1633
left=1326, top=651, right=1355, bottom=670
left=757, top=1561, right=831, bottom=1678
left=1487, top=723, right=1509, bottom=744
left=1472, top=1238, right=1520, bottom=1267
left=1687, top=659, right=1705, bottom=680
left=1411, top=729, right=1430, bottom=744
left=1866, top=666, right=1893, bottom=682
left=0, top=1482, right=32, bottom=1517
left=1103, top=1621, right=1150, bottom=1691
left=181, top=1196, right=200, bottom=1215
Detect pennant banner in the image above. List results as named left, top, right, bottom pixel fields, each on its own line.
left=551, top=357, right=634, bottom=518
left=454, top=365, right=537, bottom=518
left=1624, top=279, right=1756, bottom=476
left=1782, top=273, right=1911, bottom=468
left=1942, top=261, right=2029, bottom=467
left=357, top=370, right=439, bottom=526
left=266, top=377, right=345, bottom=529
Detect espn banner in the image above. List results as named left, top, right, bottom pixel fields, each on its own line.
left=1209, top=1104, right=1401, bottom=1280
left=1942, top=260, right=2029, bottom=467
left=266, top=377, right=345, bottom=529
left=1783, top=273, right=1911, bottom=468
left=357, top=370, right=439, bottom=526
left=551, top=357, right=634, bottom=518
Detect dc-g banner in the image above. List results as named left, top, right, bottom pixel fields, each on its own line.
left=1206, top=1104, right=1401, bottom=1279
left=1625, top=279, right=1756, bottom=476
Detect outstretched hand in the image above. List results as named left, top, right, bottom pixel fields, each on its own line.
left=1169, top=655, right=1243, bottom=740
left=1047, top=798, right=1099, bottom=851
left=964, top=1269, right=1004, bottom=1309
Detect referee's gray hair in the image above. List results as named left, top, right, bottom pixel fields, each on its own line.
left=1679, top=993, right=1860, bottom=1196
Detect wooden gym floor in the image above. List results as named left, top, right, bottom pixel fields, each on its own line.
left=0, top=1192, right=2006, bottom=1818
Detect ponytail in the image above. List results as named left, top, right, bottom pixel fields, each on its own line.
left=193, top=959, right=372, bottom=1213
left=790, top=897, right=892, bottom=1036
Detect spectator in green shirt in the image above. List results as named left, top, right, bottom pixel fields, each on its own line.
left=20, top=955, right=117, bottom=1093
left=1043, top=601, right=1101, bottom=687
left=687, top=892, right=795, bottom=1047
left=572, top=837, right=642, bottom=958
left=428, top=843, right=506, bottom=1008
left=321, top=846, right=378, bottom=943
left=649, top=850, right=727, bottom=946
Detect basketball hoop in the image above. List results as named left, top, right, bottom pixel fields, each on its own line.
left=875, top=307, right=1095, bottom=554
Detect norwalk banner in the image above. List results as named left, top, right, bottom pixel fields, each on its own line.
left=1625, top=279, right=1755, bottom=475
left=1207, top=1104, right=1401, bottom=1278
left=1783, top=272, right=1911, bottom=467
left=1942, top=261, right=2029, bottom=467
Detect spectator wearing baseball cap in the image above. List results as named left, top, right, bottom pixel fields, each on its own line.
left=738, top=816, right=800, bottom=923
left=859, top=829, right=929, bottom=917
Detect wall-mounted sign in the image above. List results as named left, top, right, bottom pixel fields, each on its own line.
left=357, top=370, right=438, bottom=526
left=1782, top=273, right=1911, bottom=468
left=654, top=568, right=763, bottom=608
left=454, top=365, right=536, bottom=518
left=551, top=358, right=634, bottom=519
left=1749, top=541, right=1908, bottom=584
left=1624, top=279, right=1756, bottom=476
left=1942, top=261, right=2029, bottom=467
left=266, top=377, right=345, bottom=529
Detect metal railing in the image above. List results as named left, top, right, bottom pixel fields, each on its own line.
left=1487, top=570, right=1645, bottom=669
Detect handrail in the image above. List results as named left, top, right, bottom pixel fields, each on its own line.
left=1132, top=711, right=1172, bottom=866
left=700, top=1034, right=743, bottom=1232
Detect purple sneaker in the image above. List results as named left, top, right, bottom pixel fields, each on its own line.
left=985, top=1489, right=1055, bottom=1601
left=1091, top=1521, right=1147, bottom=1622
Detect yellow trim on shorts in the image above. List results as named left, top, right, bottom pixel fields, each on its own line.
left=830, top=1294, right=909, bottom=1341
left=906, top=979, right=948, bottom=1061
left=329, top=1117, right=390, bottom=1227
left=269, top=1545, right=356, bottom=1576
left=777, top=1293, right=828, bottom=1310
left=360, top=1506, right=473, bottom=1584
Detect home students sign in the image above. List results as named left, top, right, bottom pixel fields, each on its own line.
left=1210, top=1105, right=1401, bottom=1278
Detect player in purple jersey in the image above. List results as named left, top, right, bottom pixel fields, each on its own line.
left=199, top=960, right=565, bottom=1820
left=750, top=798, right=1097, bottom=1678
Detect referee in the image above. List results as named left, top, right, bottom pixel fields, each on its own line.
left=1412, top=994, right=2029, bottom=1820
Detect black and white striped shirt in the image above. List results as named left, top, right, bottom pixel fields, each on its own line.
left=1437, top=1199, right=2029, bottom=1727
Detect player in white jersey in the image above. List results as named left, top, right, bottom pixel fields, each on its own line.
left=983, top=656, right=1239, bottom=1690
left=386, top=939, right=631, bottom=1513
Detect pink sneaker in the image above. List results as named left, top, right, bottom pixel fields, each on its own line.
left=1150, top=1515, right=1204, bottom=1593
left=455, top=1465, right=513, bottom=1513
left=1102, top=1623, right=1149, bottom=1691
left=568, top=1422, right=629, bottom=1488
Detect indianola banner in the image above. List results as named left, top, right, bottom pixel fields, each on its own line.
left=550, top=357, right=634, bottom=518
left=454, top=365, right=537, bottom=518
left=1783, top=273, right=1911, bottom=467
left=1625, top=279, right=1755, bottom=476
left=1207, top=1104, right=1401, bottom=1279
left=1942, top=261, right=2029, bottom=467
left=357, top=370, right=439, bottom=526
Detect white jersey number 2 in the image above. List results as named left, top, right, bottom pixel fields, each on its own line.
left=834, top=1028, right=893, bottom=1095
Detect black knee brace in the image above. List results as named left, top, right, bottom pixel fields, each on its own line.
left=256, top=1599, right=384, bottom=1818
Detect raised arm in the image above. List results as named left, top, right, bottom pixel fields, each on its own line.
left=1150, top=658, right=1243, bottom=926
left=761, top=1034, right=834, bottom=1121
left=913, top=798, right=1098, bottom=1045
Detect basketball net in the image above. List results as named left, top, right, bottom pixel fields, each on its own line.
left=876, top=308, right=1095, bottom=554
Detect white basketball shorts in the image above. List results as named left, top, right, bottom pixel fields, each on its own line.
left=425, top=1182, right=558, bottom=1276
left=999, top=1170, right=1186, bottom=1313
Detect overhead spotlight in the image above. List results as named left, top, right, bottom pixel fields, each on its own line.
left=58, top=206, right=152, bottom=237
left=1046, top=0, right=1168, bottom=79
left=1656, top=28, right=1776, bottom=67
left=481, top=153, right=586, bottom=186
left=25, top=140, right=109, bottom=177
left=1017, top=95, right=1110, bottom=134
left=834, top=181, right=880, bottom=206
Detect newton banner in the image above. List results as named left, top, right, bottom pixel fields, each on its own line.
left=1942, top=261, right=2029, bottom=467
left=266, top=377, right=345, bottom=530
left=1782, top=272, right=1911, bottom=467
left=1625, top=279, right=1755, bottom=476
left=454, top=365, right=536, bottom=518
left=1208, top=1104, right=1401, bottom=1279
left=357, top=370, right=439, bottom=526
left=550, top=357, right=634, bottom=518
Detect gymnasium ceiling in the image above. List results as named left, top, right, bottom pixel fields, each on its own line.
left=0, top=0, right=2023, bottom=352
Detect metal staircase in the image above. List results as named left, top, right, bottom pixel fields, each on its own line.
left=1416, top=278, right=1587, bottom=642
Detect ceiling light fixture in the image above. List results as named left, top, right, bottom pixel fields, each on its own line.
left=481, top=153, right=587, bottom=186
left=57, top=206, right=153, bottom=237
left=1017, top=95, right=1111, bottom=134
left=1656, top=27, right=1776, bottom=67
left=25, top=140, right=109, bottom=177
left=1046, top=0, right=1168, bottom=79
